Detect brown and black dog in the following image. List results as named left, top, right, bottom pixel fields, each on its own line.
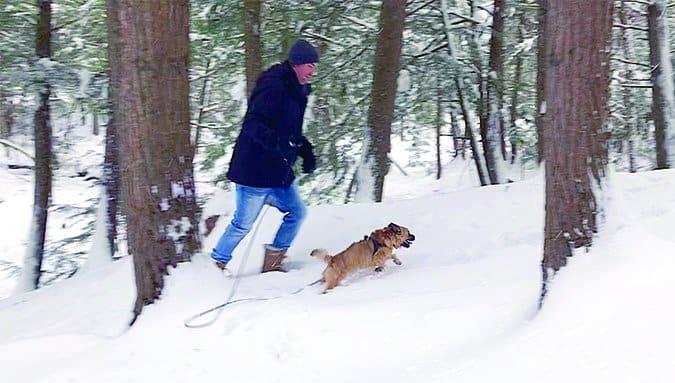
left=311, top=223, right=415, bottom=292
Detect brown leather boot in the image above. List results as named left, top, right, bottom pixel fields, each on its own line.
left=262, top=245, right=287, bottom=273
left=214, top=261, right=228, bottom=271
left=214, top=260, right=232, bottom=277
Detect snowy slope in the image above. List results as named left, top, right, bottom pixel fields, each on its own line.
left=1, top=169, right=674, bottom=383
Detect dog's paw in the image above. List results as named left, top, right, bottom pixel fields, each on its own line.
left=393, top=259, right=402, bottom=265
left=374, top=266, right=384, bottom=272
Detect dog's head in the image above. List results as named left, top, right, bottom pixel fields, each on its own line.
left=372, top=222, right=416, bottom=249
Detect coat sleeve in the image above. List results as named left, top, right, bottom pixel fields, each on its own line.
left=240, top=77, right=285, bottom=152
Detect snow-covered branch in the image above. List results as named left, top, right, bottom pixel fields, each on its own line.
left=0, top=139, right=34, bottom=163
left=614, top=22, right=649, bottom=32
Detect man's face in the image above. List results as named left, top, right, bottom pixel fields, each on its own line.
left=293, top=62, right=318, bottom=85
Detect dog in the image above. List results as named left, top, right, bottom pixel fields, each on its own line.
left=310, top=222, right=415, bottom=292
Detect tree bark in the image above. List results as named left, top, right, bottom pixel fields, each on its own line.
left=619, top=1, right=637, bottom=173
left=509, top=11, right=527, bottom=165
left=15, top=0, right=53, bottom=293
left=541, top=0, right=613, bottom=304
left=435, top=72, right=442, bottom=180
left=535, top=0, right=548, bottom=164
left=106, top=0, right=200, bottom=324
left=449, top=107, right=462, bottom=159
left=243, top=0, right=263, bottom=99
left=0, top=86, right=13, bottom=142
left=648, top=0, right=675, bottom=169
left=103, top=86, right=119, bottom=258
left=357, top=0, right=406, bottom=202
left=487, top=0, right=506, bottom=168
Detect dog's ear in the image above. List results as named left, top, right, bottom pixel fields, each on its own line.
left=387, top=222, right=401, bottom=234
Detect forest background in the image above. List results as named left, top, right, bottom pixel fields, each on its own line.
left=1, top=0, right=674, bottom=317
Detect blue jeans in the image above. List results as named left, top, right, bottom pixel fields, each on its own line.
left=211, top=182, right=307, bottom=264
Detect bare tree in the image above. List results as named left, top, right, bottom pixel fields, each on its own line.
left=648, top=0, right=675, bottom=169
left=354, top=0, right=406, bottom=202
left=15, top=0, right=53, bottom=293
left=541, top=0, right=613, bottom=304
left=106, top=0, right=200, bottom=324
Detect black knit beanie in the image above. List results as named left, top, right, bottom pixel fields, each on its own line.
left=288, top=40, right=319, bottom=65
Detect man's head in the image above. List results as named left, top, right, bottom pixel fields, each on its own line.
left=288, top=39, right=319, bottom=85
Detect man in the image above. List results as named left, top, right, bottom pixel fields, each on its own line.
left=211, top=39, right=319, bottom=273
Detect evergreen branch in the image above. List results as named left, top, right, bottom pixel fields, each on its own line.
left=338, top=14, right=378, bottom=31
left=408, top=0, right=436, bottom=16
left=318, top=44, right=372, bottom=81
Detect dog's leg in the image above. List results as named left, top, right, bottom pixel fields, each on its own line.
left=391, top=253, right=402, bottom=265
left=323, top=267, right=340, bottom=292
left=373, top=248, right=390, bottom=272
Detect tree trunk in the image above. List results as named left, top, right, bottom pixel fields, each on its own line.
left=0, top=87, right=13, bottom=143
left=487, top=0, right=506, bottom=166
left=535, top=0, right=547, bottom=164
left=541, top=0, right=613, bottom=304
left=441, top=0, right=487, bottom=186
left=618, top=1, right=637, bottom=173
left=509, top=11, right=526, bottom=165
left=103, top=88, right=119, bottom=258
left=435, top=73, right=442, bottom=180
left=648, top=0, right=675, bottom=169
left=92, top=112, right=99, bottom=136
left=106, top=0, right=200, bottom=324
left=243, top=0, right=263, bottom=99
left=469, top=0, right=498, bottom=185
left=16, top=0, right=53, bottom=293
left=356, top=0, right=406, bottom=202
left=449, top=107, right=463, bottom=159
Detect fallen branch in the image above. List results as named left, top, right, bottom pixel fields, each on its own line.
left=387, top=154, right=408, bottom=176
left=0, top=139, right=34, bottom=163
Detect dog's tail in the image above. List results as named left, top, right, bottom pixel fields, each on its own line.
left=310, top=248, right=332, bottom=264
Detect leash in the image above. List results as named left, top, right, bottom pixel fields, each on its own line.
left=184, top=205, right=323, bottom=329
left=183, top=277, right=322, bottom=329
left=184, top=205, right=269, bottom=328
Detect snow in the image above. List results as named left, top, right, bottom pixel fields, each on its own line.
left=2, top=157, right=675, bottom=382
left=81, top=186, right=112, bottom=272
left=353, top=136, right=377, bottom=202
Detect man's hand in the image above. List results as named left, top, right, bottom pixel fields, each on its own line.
left=296, top=137, right=316, bottom=174
left=301, top=151, right=316, bottom=174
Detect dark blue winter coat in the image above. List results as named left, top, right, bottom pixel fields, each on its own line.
left=227, top=61, right=313, bottom=188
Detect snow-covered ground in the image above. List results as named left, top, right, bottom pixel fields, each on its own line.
left=1, top=154, right=675, bottom=382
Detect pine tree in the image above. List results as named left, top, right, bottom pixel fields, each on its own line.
left=541, top=0, right=614, bottom=304
left=106, top=0, right=200, bottom=324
